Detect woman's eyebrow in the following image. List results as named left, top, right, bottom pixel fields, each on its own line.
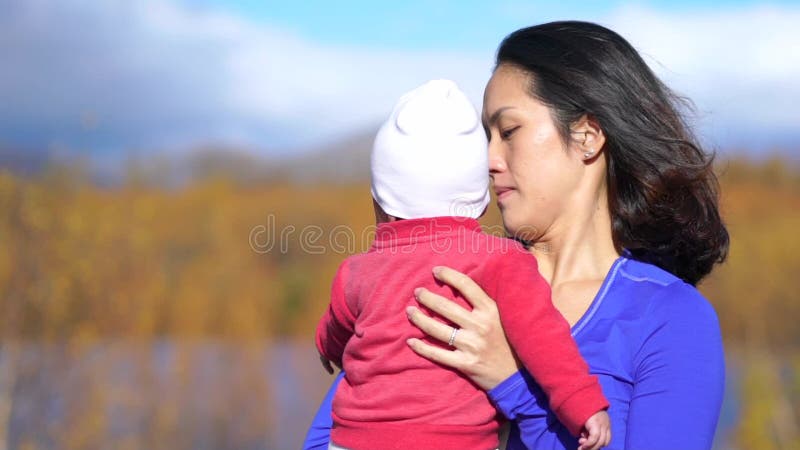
left=485, top=106, right=515, bottom=128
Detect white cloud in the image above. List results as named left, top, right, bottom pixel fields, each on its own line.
left=0, top=0, right=798, bottom=156
left=605, top=4, right=800, bottom=131
left=0, top=0, right=495, bottom=155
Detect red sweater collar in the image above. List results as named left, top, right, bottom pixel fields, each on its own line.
left=372, top=216, right=482, bottom=249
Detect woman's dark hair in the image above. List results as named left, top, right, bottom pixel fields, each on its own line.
left=497, top=21, right=728, bottom=285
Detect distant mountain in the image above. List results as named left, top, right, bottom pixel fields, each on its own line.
left=174, top=129, right=376, bottom=184
left=274, top=130, right=375, bottom=184
left=13, top=126, right=797, bottom=187
left=0, top=147, right=52, bottom=177
left=0, top=129, right=378, bottom=186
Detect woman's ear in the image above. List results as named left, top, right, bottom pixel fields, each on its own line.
left=570, top=115, right=605, bottom=161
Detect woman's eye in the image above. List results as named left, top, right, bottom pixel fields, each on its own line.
left=500, top=126, right=519, bottom=140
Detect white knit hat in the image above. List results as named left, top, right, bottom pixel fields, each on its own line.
left=371, top=79, right=490, bottom=219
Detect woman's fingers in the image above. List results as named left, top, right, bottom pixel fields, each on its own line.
left=406, top=337, right=464, bottom=369
left=406, top=305, right=457, bottom=344
left=405, top=266, right=518, bottom=391
left=432, top=266, right=492, bottom=310
left=413, top=287, right=473, bottom=329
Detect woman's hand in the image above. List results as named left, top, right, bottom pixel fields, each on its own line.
left=405, top=266, right=519, bottom=391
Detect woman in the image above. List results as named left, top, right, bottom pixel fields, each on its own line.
left=305, top=21, right=728, bottom=450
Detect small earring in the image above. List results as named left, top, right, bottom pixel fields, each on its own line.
left=583, top=149, right=595, bottom=159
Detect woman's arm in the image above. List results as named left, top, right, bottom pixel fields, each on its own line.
left=302, top=371, right=343, bottom=450
left=624, top=284, right=725, bottom=450
left=405, top=266, right=574, bottom=449
left=489, top=369, right=578, bottom=450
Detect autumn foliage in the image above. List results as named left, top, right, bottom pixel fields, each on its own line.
left=0, top=156, right=797, bottom=448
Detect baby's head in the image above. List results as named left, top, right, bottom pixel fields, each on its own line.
left=371, top=79, right=490, bottom=222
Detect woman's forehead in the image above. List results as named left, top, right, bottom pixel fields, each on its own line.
left=483, top=67, right=546, bottom=121
left=484, top=66, right=531, bottom=106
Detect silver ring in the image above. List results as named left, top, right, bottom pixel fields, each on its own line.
left=448, top=327, right=459, bottom=347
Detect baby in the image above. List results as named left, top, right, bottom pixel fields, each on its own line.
left=316, top=80, right=610, bottom=450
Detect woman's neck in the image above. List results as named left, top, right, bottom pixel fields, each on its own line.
left=530, top=191, right=619, bottom=288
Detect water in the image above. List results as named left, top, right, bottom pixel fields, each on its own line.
left=0, top=340, right=740, bottom=449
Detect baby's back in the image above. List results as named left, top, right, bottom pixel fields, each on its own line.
left=331, top=218, right=524, bottom=448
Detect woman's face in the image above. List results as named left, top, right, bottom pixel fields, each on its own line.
left=482, top=64, right=585, bottom=242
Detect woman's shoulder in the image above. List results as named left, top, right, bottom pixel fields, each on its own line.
left=607, top=256, right=717, bottom=327
left=615, top=256, right=681, bottom=286
left=593, top=258, right=724, bottom=376
left=611, top=257, right=720, bottom=327
left=609, top=258, right=724, bottom=385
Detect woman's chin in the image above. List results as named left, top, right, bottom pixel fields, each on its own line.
left=501, top=214, right=540, bottom=243
left=501, top=219, right=522, bottom=241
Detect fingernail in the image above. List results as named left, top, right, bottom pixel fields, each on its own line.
left=413, top=287, right=422, bottom=297
left=406, top=306, right=416, bottom=316
left=432, top=266, right=442, bottom=276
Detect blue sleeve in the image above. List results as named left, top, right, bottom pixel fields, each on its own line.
left=488, top=282, right=725, bottom=450
left=489, top=370, right=576, bottom=450
left=302, top=371, right=343, bottom=450
left=625, top=284, right=725, bottom=450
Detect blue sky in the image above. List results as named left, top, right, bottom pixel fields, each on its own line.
left=197, top=0, right=799, bottom=50
left=197, top=0, right=790, bottom=45
left=1, top=0, right=798, bottom=159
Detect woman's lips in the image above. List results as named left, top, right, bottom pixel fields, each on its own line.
left=494, top=187, right=515, bottom=202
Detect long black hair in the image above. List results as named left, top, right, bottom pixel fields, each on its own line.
left=497, top=21, right=728, bottom=285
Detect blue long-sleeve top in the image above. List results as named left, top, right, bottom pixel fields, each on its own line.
left=303, top=256, right=725, bottom=449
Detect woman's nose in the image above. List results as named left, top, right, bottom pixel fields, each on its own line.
left=488, top=151, right=507, bottom=173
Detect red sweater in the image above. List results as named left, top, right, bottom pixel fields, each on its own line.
left=316, top=217, right=608, bottom=450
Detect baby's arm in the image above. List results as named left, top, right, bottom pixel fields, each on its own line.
left=315, top=259, right=356, bottom=368
left=579, top=410, right=611, bottom=450
left=490, top=247, right=608, bottom=438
